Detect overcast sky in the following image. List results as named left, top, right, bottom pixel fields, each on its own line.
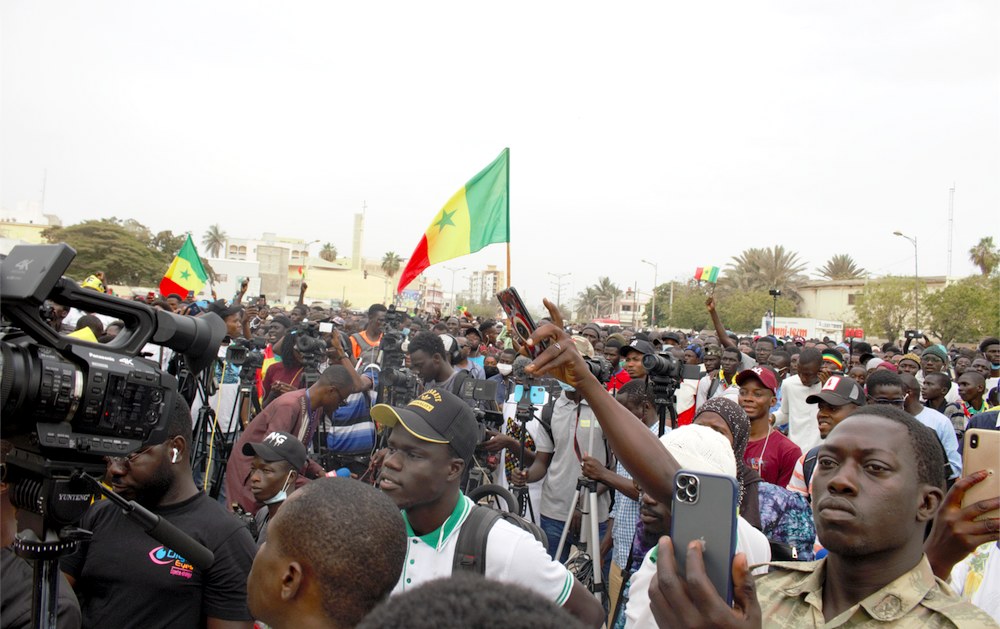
left=3, top=1, right=997, bottom=309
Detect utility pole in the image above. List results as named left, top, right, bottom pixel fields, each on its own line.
left=947, top=184, right=955, bottom=278
left=548, top=272, right=571, bottom=310
left=641, top=259, right=658, bottom=327
left=893, top=231, right=919, bottom=330
left=443, top=265, right=465, bottom=312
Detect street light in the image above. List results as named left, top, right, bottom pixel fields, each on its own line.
left=548, top=272, right=571, bottom=309
left=893, top=231, right=919, bottom=329
left=443, top=265, right=465, bottom=311
left=641, top=259, right=658, bottom=327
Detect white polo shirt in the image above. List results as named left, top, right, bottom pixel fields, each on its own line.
left=393, top=493, right=575, bottom=606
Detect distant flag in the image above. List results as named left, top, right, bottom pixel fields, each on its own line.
left=397, top=148, right=510, bottom=292
left=160, top=235, right=209, bottom=297
left=298, top=265, right=305, bottom=280
left=694, top=266, right=720, bottom=284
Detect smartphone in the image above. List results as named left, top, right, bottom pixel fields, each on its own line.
left=495, top=287, right=547, bottom=358
left=670, top=470, right=739, bottom=605
left=318, top=322, right=334, bottom=333
left=963, top=429, right=999, bottom=521
left=513, top=384, right=547, bottom=405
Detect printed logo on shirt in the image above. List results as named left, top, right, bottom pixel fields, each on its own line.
left=148, top=545, right=195, bottom=579
left=748, top=456, right=766, bottom=472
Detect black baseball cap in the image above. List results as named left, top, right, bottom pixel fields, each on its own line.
left=806, top=375, right=865, bottom=407
left=620, top=339, right=655, bottom=357
left=242, top=431, right=308, bottom=471
left=371, top=388, right=480, bottom=462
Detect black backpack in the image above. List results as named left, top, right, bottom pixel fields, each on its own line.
left=801, top=445, right=821, bottom=496
left=452, top=505, right=547, bottom=575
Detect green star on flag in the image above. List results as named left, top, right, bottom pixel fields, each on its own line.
left=434, top=209, right=457, bottom=233
left=160, top=234, right=209, bottom=297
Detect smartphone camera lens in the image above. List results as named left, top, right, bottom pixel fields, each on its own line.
left=970, top=434, right=979, bottom=449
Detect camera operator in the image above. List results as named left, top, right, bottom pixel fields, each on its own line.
left=620, top=339, right=653, bottom=381
left=61, top=397, right=257, bottom=629
left=510, top=336, right=612, bottom=564
left=225, top=365, right=357, bottom=514
left=1, top=441, right=82, bottom=629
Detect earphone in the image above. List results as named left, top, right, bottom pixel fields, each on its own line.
left=171, top=448, right=180, bottom=464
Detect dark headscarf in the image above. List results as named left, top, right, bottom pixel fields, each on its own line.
left=694, top=397, right=758, bottom=525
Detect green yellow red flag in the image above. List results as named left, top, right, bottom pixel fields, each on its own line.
left=694, top=266, right=720, bottom=283
left=160, top=234, right=209, bottom=297
left=397, top=148, right=509, bottom=292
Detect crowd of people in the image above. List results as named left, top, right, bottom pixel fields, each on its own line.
left=2, top=274, right=999, bottom=628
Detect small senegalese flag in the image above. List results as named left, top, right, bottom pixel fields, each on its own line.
left=160, top=235, right=209, bottom=297
left=396, top=148, right=509, bottom=292
left=694, top=266, right=720, bottom=283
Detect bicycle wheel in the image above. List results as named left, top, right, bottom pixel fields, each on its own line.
left=466, top=483, right=518, bottom=512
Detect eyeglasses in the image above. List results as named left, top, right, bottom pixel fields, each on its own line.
left=870, top=397, right=906, bottom=407
left=105, top=445, right=156, bottom=466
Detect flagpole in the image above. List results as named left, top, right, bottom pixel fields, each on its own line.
left=506, top=147, right=511, bottom=288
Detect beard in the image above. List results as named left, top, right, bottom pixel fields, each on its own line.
left=132, top=461, right=175, bottom=507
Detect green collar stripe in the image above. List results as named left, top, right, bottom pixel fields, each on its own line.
left=402, top=493, right=470, bottom=547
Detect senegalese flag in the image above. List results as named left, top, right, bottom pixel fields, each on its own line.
left=396, top=148, right=509, bottom=292
left=160, top=235, right=209, bottom=297
left=694, top=266, right=720, bottom=283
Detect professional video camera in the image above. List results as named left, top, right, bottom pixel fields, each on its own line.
left=583, top=354, right=612, bottom=384
left=226, top=336, right=266, bottom=381
left=287, top=321, right=326, bottom=384
left=641, top=351, right=702, bottom=435
left=375, top=305, right=419, bottom=406
left=0, top=244, right=227, bottom=624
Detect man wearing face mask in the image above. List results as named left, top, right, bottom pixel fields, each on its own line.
left=487, top=348, right=518, bottom=404
left=241, top=431, right=306, bottom=546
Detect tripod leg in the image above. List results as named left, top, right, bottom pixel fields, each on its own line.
left=554, top=488, right=581, bottom=562
left=587, top=488, right=605, bottom=601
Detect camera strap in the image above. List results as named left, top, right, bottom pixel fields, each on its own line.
left=297, top=389, right=320, bottom=445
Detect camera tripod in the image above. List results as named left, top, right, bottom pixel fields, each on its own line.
left=190, top=358, right=246, bottom=499
left=553, top=401, right=606, bottom=606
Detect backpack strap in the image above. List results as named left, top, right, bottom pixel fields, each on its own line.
left=707, top=376, right=721, bottom=399
left=802, top=445, right=821, bottom=495
left=452, top=505, right=502, bottom=575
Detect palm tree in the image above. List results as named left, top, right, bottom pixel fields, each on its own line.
left=724, top=245, right=808, bottom=299
left=593, top=277, right=623, bottom=318
left=319, top=243, right=338, bottom=262
left=381, top=252, right=402, bottom=282
left=576, top=286, right=600, bottom=320
left=816, top=254, right=866, bottom=280
left=969, top=237, right=1000, bottom=276
left=202, top=224, right=227, bottom=258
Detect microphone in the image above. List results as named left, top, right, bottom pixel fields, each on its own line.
left=78, top=473, right=215, bottom=569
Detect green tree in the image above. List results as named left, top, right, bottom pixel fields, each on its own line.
left=575, top=286, right=600, bottom=321
left=853, top=276, right=923, bottom=341
left=969, top=237, right=1000, bottom=276
left=319, top=243, right=338, bottom=262
left=202, top=224, right=227, bottom=258
left=660, top=282, right=712, bottom=330
left=42, top=220, right=169, bottom=285
left=924, top=276, right=1000, bottom=344
left=724, top=245, right=808, bottom=300
left=381, top=252, right=402, bottom=284
left=593, top=277, right=622, bottom=318
left=816, top=254, right=866, bottom=280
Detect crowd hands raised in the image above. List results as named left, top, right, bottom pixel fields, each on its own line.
left=4, top=278, right=999, bottom=628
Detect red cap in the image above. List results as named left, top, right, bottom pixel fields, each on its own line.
left=735, top=367, right=778, bottom=394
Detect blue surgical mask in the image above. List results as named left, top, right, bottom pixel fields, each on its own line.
left=263, top=472, right=294, bottom=505
left=402, top=328, right=411, bottom=336
left=556, top=379, right=576, bottom=392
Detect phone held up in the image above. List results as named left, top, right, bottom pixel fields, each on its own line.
left=495, top=286, right=549, bottom=359
left=669, top=470, right=739, bottom=605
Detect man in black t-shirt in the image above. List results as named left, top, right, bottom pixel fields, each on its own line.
left=61, top=398, right=256, bottom=629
